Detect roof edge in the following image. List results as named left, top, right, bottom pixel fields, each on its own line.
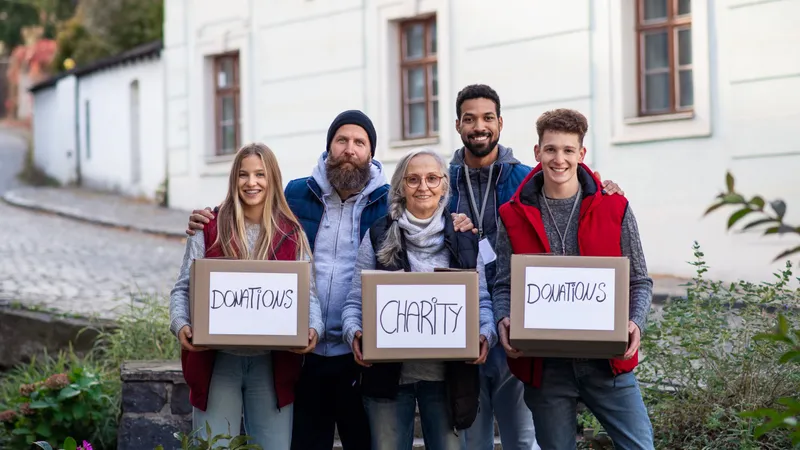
left=29, top=39, right=163, bottom=93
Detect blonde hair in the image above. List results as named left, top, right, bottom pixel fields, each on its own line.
left=212, top=143, right=312, bottom=261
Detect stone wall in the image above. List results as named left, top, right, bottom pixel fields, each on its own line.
left=118, top=360, right=192, bottom=450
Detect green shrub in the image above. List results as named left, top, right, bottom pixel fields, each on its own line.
left=0, top=357, right=115, bottom=448
left=0, top=293, right=180, bottom=449
left=742, top=314, right=800, bottom=446
left=90, top=294, right=181, bottom=367
left=638, top=243, right=800, bottom=449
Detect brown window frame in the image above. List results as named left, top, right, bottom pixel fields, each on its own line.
left=636, top=0, right=693, bottom=116
left=213, top=51, right=241, bottom=156
left=399, top=16, right=438, bottom=140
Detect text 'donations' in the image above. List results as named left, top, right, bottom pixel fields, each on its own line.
left=522, top=266, right=616, bottom=331
left=208, top=271, right=299, bottom=336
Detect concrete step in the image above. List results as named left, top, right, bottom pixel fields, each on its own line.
left=333, top=437, right=502, bottom=449
left=334, top=412, right=500, bottom=440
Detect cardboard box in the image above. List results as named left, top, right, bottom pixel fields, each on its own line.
left=189, top=258, right=310, bottom=349
left=360, top=270, right=480, bottom=362
left=509, top=254, right=630, bottom=359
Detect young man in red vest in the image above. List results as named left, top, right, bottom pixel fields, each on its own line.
left=492, top=109, right=654, bottom=449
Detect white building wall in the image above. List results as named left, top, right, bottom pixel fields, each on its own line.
left=164, top=0, right=800, bottom=282
left=31, top=85, right=68, bottom=183
left=590, top=0, right=800, bottom=282
left=33, top=75, right=80, bottom=185
left=77, top=57, right=165, bottom=199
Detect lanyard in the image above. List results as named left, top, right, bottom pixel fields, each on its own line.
left=464, top=163, right=494, bottom=238
left=542, top=187, right=582, bottom=255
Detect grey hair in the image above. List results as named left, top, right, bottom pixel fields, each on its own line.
left=376, top=147, right=451, bottom=267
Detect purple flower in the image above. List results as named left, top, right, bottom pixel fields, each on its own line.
left=78, top=441, right=93, bottom=450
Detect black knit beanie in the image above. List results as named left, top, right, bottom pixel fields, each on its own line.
left=326, top=110, right=377, bottom=156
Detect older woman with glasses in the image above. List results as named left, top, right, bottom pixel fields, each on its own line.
left=342, top=148, right=497, bottom=450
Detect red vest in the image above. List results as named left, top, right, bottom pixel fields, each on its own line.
left=180, top=215, right=304, bottom=411
left=498, top=163, right=638, bottom=388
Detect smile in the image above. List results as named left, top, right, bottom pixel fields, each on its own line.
left=244, top=189, right=262, bottom=195
left=470, top=135, right=489, bottom=142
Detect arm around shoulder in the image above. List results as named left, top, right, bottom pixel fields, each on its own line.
left=621, top=205, right=654, bottom=334
left=492, top=220, right=514, bottom=324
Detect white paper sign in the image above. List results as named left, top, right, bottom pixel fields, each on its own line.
left=523, top=266, right=616, bottom=331
left=208, top=271, right=298, bottom=336
left=375, top=284, right=467, bottom=349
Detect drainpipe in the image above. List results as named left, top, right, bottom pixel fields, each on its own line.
left=74, top=76, right=82, bottom=186
left=362, top=0, right=367, bottom=111
left=161, top=39, right=169, bottom=207
left=587, top=0, right=598, bottom=169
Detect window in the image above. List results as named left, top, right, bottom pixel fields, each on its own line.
left=636, top=0, right=692, bottom=116
left=213, top=52, right=240, bottom=155
left=399, top=17, right=438, bottom=140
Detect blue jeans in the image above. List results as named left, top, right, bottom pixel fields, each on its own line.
left=464, top=346, right=540, bottom=450
left=522, top=358, right=654, bottom=450
left=363, top=380, right=465, bottom=450
left=193, top=352, right=293, bottom=449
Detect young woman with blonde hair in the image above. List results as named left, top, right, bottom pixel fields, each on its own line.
left=169, top=143, right=323, bottom=449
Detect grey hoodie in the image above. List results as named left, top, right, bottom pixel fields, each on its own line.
left=449, top=145, right=523, bottom=251
left=309, top=152, right=388, bottom=356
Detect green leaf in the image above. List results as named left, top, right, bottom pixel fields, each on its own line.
left=777, top=397, right=800, bottom=409
left=34, top=421, right=52, bottom=438
left=12, top=428, right=31, bottom=435
left=726, top=172, right=735, bottom=192
left=741, top=217, right=776, bottom=230
left=727, top=207, right=754, bottom=229
left=778, top=314, right=790, bottom=335
left=29, top=400, right=52, bottom=409
left=57, top=387, right=80, bottom=400
left=761, top=225, right=795, bottom=236
left=722, top=193, right=745, bottom=204
left=704, top=201, right=727, bottom=216
left=749, top=195, right=765, bottom=209
left=228, top=435, right=251, bottom=448
left=771, top=199, right=787, bottom=218
left=774, top=245, right=800, bottom=262
left=72, top=402, right=87, bottom=420
left=778, top=350, right=800, bottom=364
left=64, top=436, right=77, bottom=450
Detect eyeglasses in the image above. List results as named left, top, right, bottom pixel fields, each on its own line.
left=404, top=174, right=445, bottom=189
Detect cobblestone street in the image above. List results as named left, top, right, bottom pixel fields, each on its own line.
left=0, top=129, right=186, bottom=319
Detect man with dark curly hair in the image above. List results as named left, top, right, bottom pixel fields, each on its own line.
left=493, top=108, right=655, bottom=449
left=450, top=86, right=625, bottom=450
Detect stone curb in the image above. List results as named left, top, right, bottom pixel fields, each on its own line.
left=2, top=189, right=186, bottom=239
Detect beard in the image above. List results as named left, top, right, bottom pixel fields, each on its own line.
left=326, top=153, right=372, bottom=193
left=462, top=131, right=499, bottom=158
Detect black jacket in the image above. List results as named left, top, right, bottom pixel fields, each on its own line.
left=360, top=212, right=481, bottom=430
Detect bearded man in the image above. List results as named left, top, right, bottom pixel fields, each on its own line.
left=186, top=110, right=473, bottom=449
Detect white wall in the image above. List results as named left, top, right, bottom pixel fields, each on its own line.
left=32, top=85, right=65, bottom=183
left=164, top=0, right=800, bottom=282
left=32, top=76, right=79, bottom=185
left=589, top=0, right=800, bottom=282
left=165, top=0, right=370, bottom=211
left=77, top=57, right=165, bottom=199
